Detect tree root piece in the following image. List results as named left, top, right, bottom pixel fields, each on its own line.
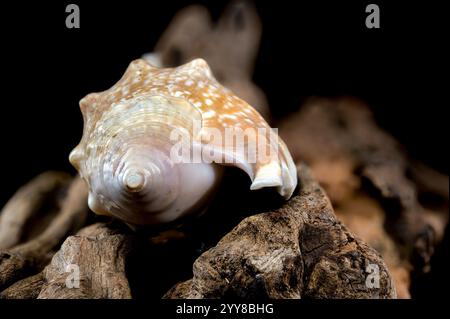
left=0, top=171, right=71, bottom=250
left=38, top=223, right=133, bottom=299
left=1, top=164, right=396, bottom=299
left=278, top=97, right=448, bottom=298
left=0, top=272, right=45, bottom=299
left=0, top=175, right=88, bottom=291
left=164, top=164, right=396, bottom=299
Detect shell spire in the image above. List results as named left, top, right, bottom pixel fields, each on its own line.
left=70, top=58, right=297, bottom=226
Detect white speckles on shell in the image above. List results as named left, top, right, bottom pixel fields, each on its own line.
left=70, top=58, right=297, bottom=226
left=121, top=87, right=130, bottom=96
left=197, top=81, right=205, bottom=89
left=220, top=114, right=237, bottom=121
left=202, top=110, right=216, bottom=119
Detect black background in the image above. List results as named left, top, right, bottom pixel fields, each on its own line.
left=0, top=0, right=447, bottom=299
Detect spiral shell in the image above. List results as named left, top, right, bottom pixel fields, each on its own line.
left=70, top=58, right=297, bottom=226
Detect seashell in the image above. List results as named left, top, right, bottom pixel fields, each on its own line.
left=69, top=58, right=297, bottom=226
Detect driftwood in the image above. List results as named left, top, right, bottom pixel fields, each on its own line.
left=38, top=223, right=133, bottom=299
left=0, top=175, right=89, bottom=292
left=0, top=272, right=45, bottom=299
left=278, top=97, right=449, bottom=298
left=0, top=164, right=396, bottom=299
left=0, top=171, right=71, bottom=250
left=146, top=0, right=270, bottom=121
left=164, top=164, right=396, bottom=299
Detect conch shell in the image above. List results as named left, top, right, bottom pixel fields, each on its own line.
left=70, top=58, right=297, bottom=226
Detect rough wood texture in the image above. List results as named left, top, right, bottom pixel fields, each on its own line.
left=38, top=223, right=133, bottom=299
left=1, top=164, right=396, bottom=299
left=149, top=1, right=270, bottom=120
left=278, top=97, right=448, bottom=298
left=0, top=175, right=89, bottom=291
left=164, top=164, right=396, bottom=299
left=0, top=171, right=71, bottom=250
left=0, top=272, right=45, bottom=299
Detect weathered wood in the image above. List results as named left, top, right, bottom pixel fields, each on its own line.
left=0, top=176, right=88, bottom=291
left=0, top=164, right=397, bottom=299
left=38, top=223, right=133, bottom=299
left=0, top=272, right=45, bottom=299
left=0, top=171, right=71, bottom=250
left=164, top=164, right=396, bottom=299
left=278, top=97, right=448, bottom=298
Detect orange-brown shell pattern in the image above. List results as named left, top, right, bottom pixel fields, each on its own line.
left=74, top=58, right=297, bottom=198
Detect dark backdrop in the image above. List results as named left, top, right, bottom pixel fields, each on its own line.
left=0, top=0, right=447, bottom=298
